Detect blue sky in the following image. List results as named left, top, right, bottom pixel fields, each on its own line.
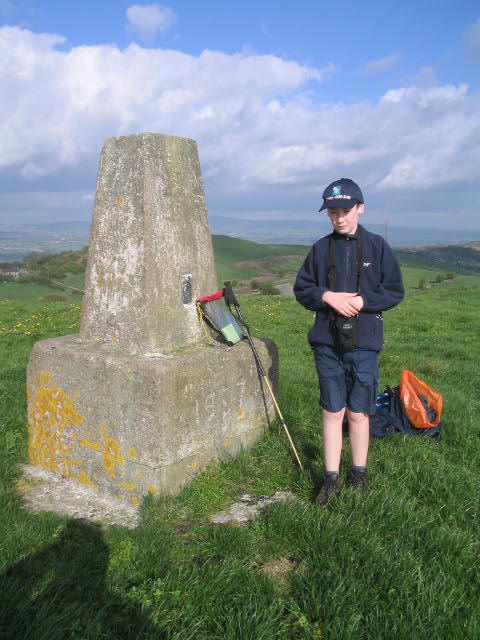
left=0, top=1, right=479, bottom=230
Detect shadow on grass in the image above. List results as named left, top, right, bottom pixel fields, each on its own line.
left=0, top=519, right=163, bottom=640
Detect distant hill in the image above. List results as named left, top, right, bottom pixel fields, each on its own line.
left=214, top=235, right=480, bottom=281
left=212, top=235, right=308, bottom=286
left=1, top=234, right=479, bottom=304
left=394, top=242, right=480, bottom=273
left=0, top=236, right=309, bottom=296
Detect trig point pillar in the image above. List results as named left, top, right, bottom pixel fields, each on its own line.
left=26, top=134, right=278, bottom=508
left=80, top=134, right=217, bottom=353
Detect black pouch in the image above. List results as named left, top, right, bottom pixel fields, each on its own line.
left=331, top=313, right=359, bottom=352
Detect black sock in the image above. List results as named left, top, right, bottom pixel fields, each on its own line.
left=352, top=465, right=367, bottom=473
left=325, top=470, right=339, bottom=479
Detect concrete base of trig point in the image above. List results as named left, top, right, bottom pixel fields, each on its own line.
left=26, top=334, right=277, bottom=512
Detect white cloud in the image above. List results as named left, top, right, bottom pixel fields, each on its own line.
left=126, top=4, right=176, bottom=42
left=361, top=53, right=401, bottom=75
left=0, top=26, right=479, bottom=227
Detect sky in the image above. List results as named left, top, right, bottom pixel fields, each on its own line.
left=0, top=0, right=479, bottom=230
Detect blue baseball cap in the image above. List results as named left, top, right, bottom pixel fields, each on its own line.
left=319, top=178, right=364, bottom=211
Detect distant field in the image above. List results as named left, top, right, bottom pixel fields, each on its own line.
left=398, top=265, right=468, bottom=290
left=0, top=282, right=80, bottom=302
left=213, top=235, right=309, bottom=286
left=60, top=273, right=85, bottom=290
left=212, top=235, right=309, bottom=261
left=396, top=242, right=480, bottom=273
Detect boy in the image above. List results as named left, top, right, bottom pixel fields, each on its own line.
left=294, top=178, right=404, bottom=505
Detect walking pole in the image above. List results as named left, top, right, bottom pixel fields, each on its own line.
left=223, top=281, right=304, bottom=472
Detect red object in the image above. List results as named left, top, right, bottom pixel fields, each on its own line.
left=197, top=291, right=224, bottom=303
left=399, top=370, right=442, bottom=428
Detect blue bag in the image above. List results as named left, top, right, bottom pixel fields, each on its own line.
left=370, top=385, right=442, bottom=441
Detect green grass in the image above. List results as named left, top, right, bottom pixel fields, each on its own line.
left=397, top=264, right=468, bottom=291
left=60, top=272, right=86, bottom=290
left=0, top=281, right=81, bottom=302
left=1, top=274, right=480, bottom=638
left=213, top=235, right=308, bottom=286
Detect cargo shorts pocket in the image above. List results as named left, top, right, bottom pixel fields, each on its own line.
left=348, top=372, right=378, bottom=415
left=318, top=374, right=346, bottom=413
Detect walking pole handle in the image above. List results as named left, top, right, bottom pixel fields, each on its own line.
left=223, top=281, right=238, bottom=309
left=224, top=280, right=249, bottom=330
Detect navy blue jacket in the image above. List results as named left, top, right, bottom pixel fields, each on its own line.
left=294, top=225, right=404, bottom=351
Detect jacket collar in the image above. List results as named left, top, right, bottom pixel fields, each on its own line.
left=332, top=224, right=363, bottom=240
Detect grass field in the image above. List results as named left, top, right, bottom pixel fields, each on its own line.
left=1, top=269, right=479, bottom=638
left=0, top=281, right=81, bottom=302
left=212, top=235, right=308, bottom=286
left=59, top=272, right=86, bottom=290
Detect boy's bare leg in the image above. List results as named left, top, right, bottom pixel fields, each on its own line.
left=347, top=409, right=369, bottom=467
left=322, top=408, right=345, bottom=471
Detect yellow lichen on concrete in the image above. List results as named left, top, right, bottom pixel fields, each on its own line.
left=79, top=437, right=102, bottom=452
left=28, top=370, right=83, bottom=476
left=78, top=471, right=99, bottom=491
left=147, top=484, right=159, bottom=495
left=129, top=496, right=140, bottom=506
left=40, top=371, right=51, bottom=387
left=120, top=482, right=137, bottom=491
left=128, top=447, right=137, bottom=459
left=101, top=424, right=124, bottom=478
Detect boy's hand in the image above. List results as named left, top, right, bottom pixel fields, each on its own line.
left=322, top=291, right=364, bottom=316
left=350, top=295, right=364, bottom=312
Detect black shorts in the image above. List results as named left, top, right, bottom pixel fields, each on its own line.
left=313, top=344, right=379, bottom=415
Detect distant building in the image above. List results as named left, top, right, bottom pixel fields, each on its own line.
left=0, top=267, right=28, bottom=278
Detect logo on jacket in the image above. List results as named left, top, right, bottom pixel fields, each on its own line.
left=363, top=262, right=371, bottom=267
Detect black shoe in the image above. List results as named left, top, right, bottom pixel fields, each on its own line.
left=315, top=475, right=343, bottom=506
left=347, top=468, right=369, bottom=493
